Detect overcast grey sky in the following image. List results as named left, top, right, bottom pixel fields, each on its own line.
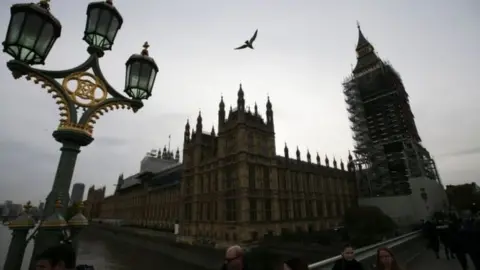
left=0, top=0, right=478, bottom=204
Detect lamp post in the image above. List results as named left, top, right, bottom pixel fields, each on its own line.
left=2, top=0, right=159, bottom=268
left=4, top=202, right=35, bottom=270
left=68, top=201, right=89, bottom=253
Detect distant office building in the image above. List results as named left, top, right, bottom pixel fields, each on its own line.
left=38, top=202, right=45, bottom=211
left=71, top=183, right=86, bottom=205
left=2, top=200, right=12, bottom=216
left=38, top=202, right=45, bottom=216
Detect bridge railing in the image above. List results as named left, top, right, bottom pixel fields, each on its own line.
left=308, top=230, right=423, bottom=270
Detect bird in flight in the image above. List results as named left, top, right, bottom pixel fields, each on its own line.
left=234, top=29, right=258, bottom=50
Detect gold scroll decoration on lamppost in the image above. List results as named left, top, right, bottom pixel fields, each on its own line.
left=61, top=72, right=108, bottom=107
left=23, top=73, right=71, bottom=127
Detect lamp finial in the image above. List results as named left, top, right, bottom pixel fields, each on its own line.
left=141, top=42, right=150, bottom=56
left=38, top=0, right=50, bottom=10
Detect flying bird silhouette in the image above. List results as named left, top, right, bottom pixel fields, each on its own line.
left=234, top=29, right=258, bottom=50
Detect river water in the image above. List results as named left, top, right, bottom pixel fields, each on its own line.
left=0, top=225, right=204, bottom=270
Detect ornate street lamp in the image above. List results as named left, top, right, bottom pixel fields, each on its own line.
left=2, top=0, right=61, bottom=65
left=124, top=42, right=158, bottom=100
left=83, top=0, right=123, bottom=52
left=2, top=0, right=159, bottom=268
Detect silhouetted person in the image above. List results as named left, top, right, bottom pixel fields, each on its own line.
left=437, top=221, right=455, bottom=259
left=35, top=244, right=76, bottom=270
left=423, top=220, right=440, bottom=259
left=332, top=244, right=364, bottom=270
left=450, top=219, right=469, bottom=270
left=241, top=247, right=282, bottom=270
left=465, top=218, right=480, bottom=270
left=373, top=247, right=403, bottom=270
left=284, top=258, right=309, bottom=270
left=222, top=245, right=245, bottom=270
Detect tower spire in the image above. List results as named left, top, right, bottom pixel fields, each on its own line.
left=211, top=125, right=216, bottom=136
left=196, top=111, right=203, bottom=142
left=355, top=21, right=371, bottom=51
left=219, top=95, right=225, bottom=109
left=218, top=95, right=226, bottom=131
left=353, top=23, right=380, bottom=74
left=266, top=96, right=274, bottom=130
left=284, top=143, right=289, bottom=160
left=175, top=147, right=180, bottom=162
left=168, top=134, right=171, bottom=152
left=184, top=119, right=190, bottom=144
left=237, top=84, right=245, bottom=111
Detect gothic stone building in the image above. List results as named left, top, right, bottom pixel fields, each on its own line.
left=98, top=149, right=182, bottom=229
left=84, top=185, right=105, bottom=220
left=179, top=85, right=358, bottom=244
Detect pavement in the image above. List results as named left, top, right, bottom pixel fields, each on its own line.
left=90, top=223, right=177, bottom=240
left=407, top=248, right=474, bottom=270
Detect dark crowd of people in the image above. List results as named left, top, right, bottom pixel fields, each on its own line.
left=34, top=216, right=480, bottom=270
left=423, top=215, right=480, bottom=270
left=35, top=242, right=402, bottom=270
left=222, top=244, right=403, bottom=270
left=34, top=244, right=93, bottom=270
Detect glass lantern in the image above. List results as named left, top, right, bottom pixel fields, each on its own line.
left=2, top=1, right=62, bottom=65
left=83, top=0, right=123, bottom=51
left=124, top=42, right=158, bottom=100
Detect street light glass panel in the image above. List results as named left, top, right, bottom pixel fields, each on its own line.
left=124, top=53, right=158, bottom=100
left=3, top=3, right=61, bottom=65
left=83, top=1, right=123, bottom=51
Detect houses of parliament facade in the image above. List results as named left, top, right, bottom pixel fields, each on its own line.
left=85, top=24, right=448, bottom=244
left=93, top=84, right=358, bottom=245
left=179, top=85, right=357, bottom=243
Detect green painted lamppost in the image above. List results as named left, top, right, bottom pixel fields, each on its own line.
left=35, top=198, right=69, bottom=258
left=2, top=0, right=159, bottom=267
left=4, top=198, right=90, bottom=270
left=3, top=202, right=35, bottom=270
left=67, top=202, right=89, bottom=253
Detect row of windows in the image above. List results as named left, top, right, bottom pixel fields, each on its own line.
left=183, top=221, right=340, bottom=241
left=183, top=228, right=239, bottom=241
left=144, top=206, right=179, bottom=220
left=183, top=165, right=352, bottom=195
left=99, top=189, right=179, bottom=220
left=278, top=199, right=349, bottom=220
left=182, top=197, right=351, bottom=222
left=249, top=165, right=270, bottom=189
left=277, top=170, right=350, bottom=194
left=249, top=199, right=272, bottom=221
left=183, top=199, right=237, bottom=222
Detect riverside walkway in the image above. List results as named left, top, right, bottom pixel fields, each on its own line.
left=408, top=248, right=473, bottom=270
